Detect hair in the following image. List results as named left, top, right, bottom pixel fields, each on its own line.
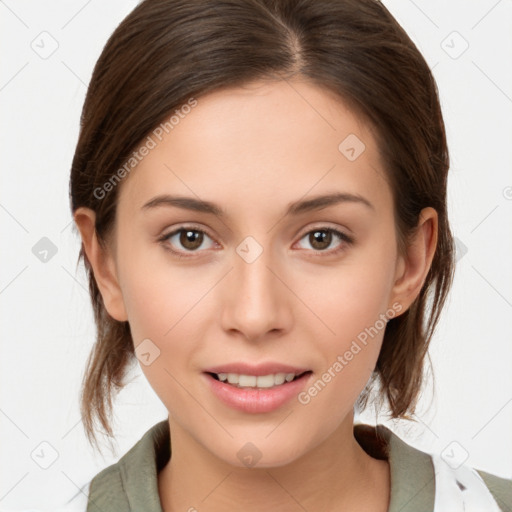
left=69, top=0, right=455, bottom=451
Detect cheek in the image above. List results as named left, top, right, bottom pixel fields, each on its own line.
left=119, top=264, right=206, bottom=424
left=292, top=236, right=397, bottom=414
left=293, top=293, right=388, bottom=443
left=300, top=237, right=397, bottom=349
left=117, top=232, right=208, bottom=342
left=116, top=242, right=217, bottom=391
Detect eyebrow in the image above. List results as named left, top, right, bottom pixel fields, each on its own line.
left=141, top=192, right=375, bottom=217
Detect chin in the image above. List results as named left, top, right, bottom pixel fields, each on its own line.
left=207, top=432, right=312, bottom=470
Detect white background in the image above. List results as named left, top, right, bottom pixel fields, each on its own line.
left=1, top=0, right=511, bottom=510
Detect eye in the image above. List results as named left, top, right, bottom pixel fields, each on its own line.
left=295, top=227, right=353, bottom=255
left=158, top=225, right=217, bottom=257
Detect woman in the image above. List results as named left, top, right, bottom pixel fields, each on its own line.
left=68, top=0, right=511, bottom=510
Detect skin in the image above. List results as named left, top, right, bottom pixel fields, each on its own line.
left=75, top=77, right=437, bottom=511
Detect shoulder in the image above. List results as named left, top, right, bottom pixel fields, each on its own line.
left=86, top=461, right=130, bottom=511
left=476, top=468, right=512, bottom=500
left=468, top=467, right=512, bottom=511
left=85, top=419, right=170, bottom=511
left=387, top=424, right=512, bottom=511
left=356, top=422, right=511, bottom=511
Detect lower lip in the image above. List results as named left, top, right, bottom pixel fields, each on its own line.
left=204, top=372, right=312, bottom=414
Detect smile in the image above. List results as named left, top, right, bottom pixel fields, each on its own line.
left=203, top=370, right=313, bottom=414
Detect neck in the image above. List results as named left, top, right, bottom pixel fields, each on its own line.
left=158, top=412, right=390, bottom=512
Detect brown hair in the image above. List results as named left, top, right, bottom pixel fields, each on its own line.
left=69, top=0, right=455, bottom=451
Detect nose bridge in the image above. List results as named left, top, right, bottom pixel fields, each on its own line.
left=221, top=234, right=289, bottom=339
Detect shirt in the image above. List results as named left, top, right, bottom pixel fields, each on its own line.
left=60, top=419, right=511, bottom=511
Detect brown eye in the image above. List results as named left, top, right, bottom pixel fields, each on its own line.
left=296, top=227, right=353, bottom=255
left=309, top=230, right=333, bottom=250
left=179, top=229, right=203, bottom=251
left=159, top=226, right=216, bottom=256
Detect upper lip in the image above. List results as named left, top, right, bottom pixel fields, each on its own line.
left=204, top=362, right=311, bottom=376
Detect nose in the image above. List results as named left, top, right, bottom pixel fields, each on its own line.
left=220, top=239, right=293, bottom=342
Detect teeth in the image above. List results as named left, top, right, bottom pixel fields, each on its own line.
left=227, top=373, right=239, bottom=384
left=239, top=375, right=257, bottom=387
left=274, top=373, right=286, bottom=385
left=215, top=372, right=300, bottom=388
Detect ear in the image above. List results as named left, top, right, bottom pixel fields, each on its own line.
left=388, top=207, right=438, bottom=313
left=73, top=207, right=128, bottom=322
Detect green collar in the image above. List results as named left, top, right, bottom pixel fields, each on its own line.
left=354, top=423, right=435, bottom=511
left=87, top=420, right=435, bottom=512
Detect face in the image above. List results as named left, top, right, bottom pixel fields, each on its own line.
left=101, top=78, right=408, bottom=467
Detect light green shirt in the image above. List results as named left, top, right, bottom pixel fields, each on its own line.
left=85, top=420, right=511, bottom=511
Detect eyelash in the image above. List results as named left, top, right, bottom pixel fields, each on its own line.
left=157, top=224, right=354, bottom=259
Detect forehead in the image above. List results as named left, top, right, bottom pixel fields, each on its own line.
left=117, top=78, right=392, bottom=219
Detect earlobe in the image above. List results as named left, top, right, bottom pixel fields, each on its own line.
left=389, top=207, right=438, bottom=313
left=73, top=207, right=128, bottom=322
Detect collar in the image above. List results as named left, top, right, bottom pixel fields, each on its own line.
left=87, top=419, right=436, bottom=512
left=353, top=422, right=435, bottom=511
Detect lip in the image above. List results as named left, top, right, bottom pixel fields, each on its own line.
left=203, top=369, right=313, bottom=414
left=204, top=362, right=310, bottom=376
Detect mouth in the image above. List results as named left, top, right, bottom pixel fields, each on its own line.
left=206, top=370, right=312, bottom=389
left=202, top=363, right=313, bottom=413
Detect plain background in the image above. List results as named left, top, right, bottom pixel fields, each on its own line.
left=1, top=0, right=511, bottom=510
